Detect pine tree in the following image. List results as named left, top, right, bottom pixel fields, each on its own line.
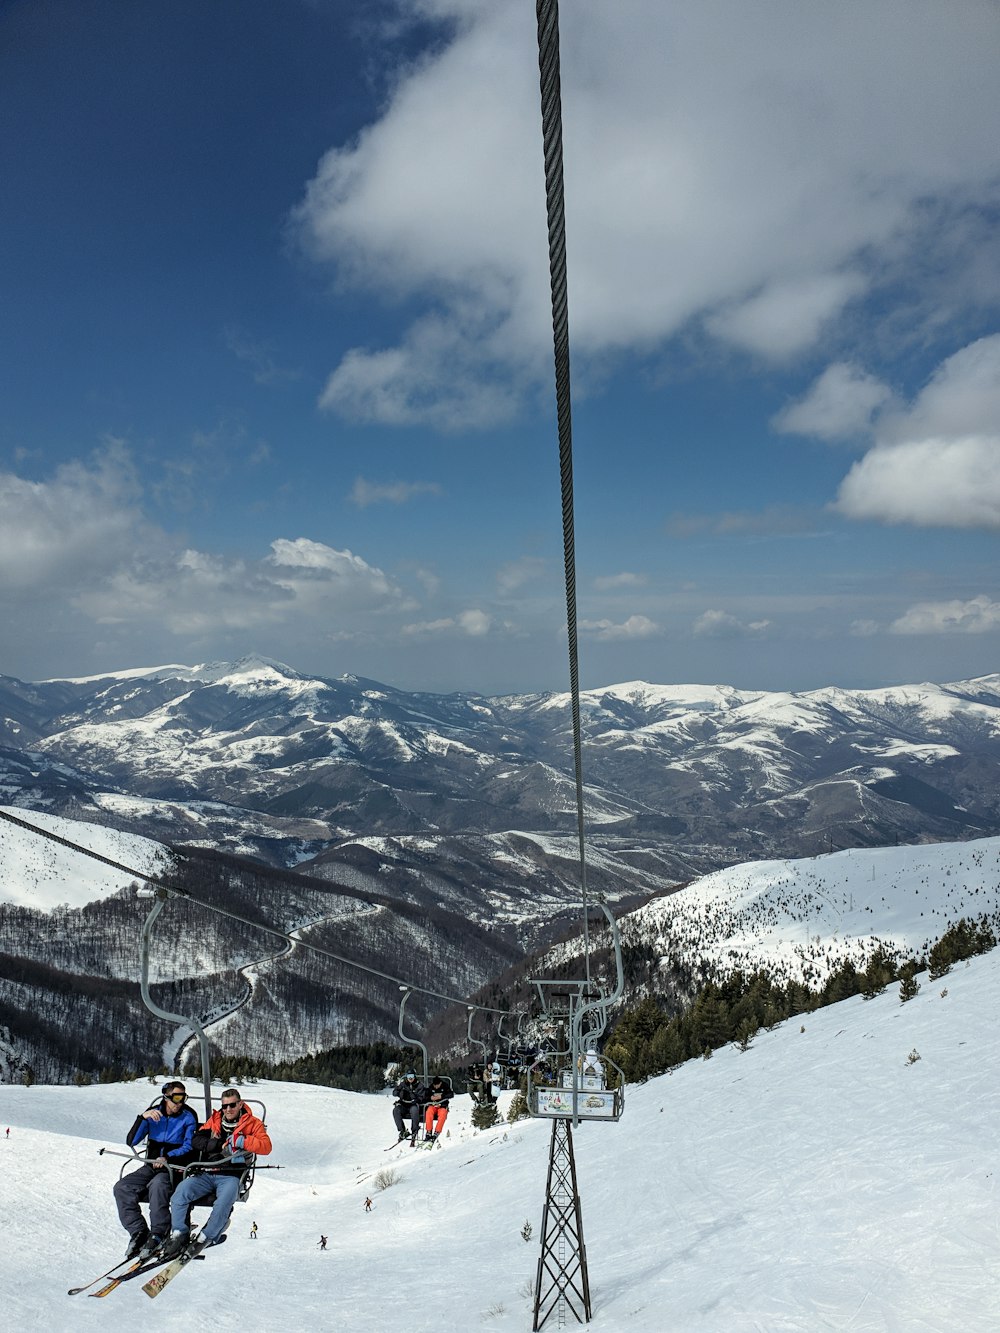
left=899, top=960, right=920, bottom=1003
left=472, top=1100, right=501, bottom=1131
left=507, top=1090, right=530, bottom=1123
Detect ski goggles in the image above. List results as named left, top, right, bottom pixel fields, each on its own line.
left=164, top=1091, right=188, bottom=1103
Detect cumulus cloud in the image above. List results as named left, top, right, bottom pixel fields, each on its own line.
left=692, top=610, right=772, bottom=638
left=773, top=362, right=894, bottom=440
left=0, top=443, right=146, bottom=593
left=889, top=596, right=1000, bottom=636
left=76, top=538, right=406, bottom=634
left=292, top=3, right=1000, bottom=426
left=579, top=615, right=660, bottom=641
left=704, top=272, right=866, bottom=361
left=833, top=334, right=1000, bottom=529
left=836, top=437, right=1000, bottom=529
left=349, top=476, right=442, bottom=507
left=402, top=608, right=492, bottom=636
left=879, top=334, right=1000, bottom=445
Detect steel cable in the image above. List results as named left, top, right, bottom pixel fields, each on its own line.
left=536, top=0, right=590, bottom=983
left=0, top=805, right=508, bottom=1014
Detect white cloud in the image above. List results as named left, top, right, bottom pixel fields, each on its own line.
left=349, top=476, right=442, bottom=507
left=77, top=538, right=406, bottom=634
left=593, top=571, right=647, bottom=591
left=457, top=608, right=490, bottom=636
left=773, top=362, right=893, bottom=441
left=292, top=3, right=1000, bottom=425
left=879, top=334, right=1000, bottom=445
left=319, top=311, right=526, bottom=429
left=705, top=273, right=866, bottom=361
left=836, top=437, right=1000, bottom=529
left=401, top=617, right=456, bottom=637
left=834, top=336, right=1000, bottom=528
left=497, top=557, right=547, bottom=596
left=889, top=596, right=1000, bottom=636
left=0, top=443, right=146, bottom=593
left=402, top=608, right=492, bottom=637
left=692, top=610, right=772, bottom=639
left=580, top=615, right=660, bottom=641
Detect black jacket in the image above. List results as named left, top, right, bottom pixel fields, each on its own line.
left=393, top=1079, right=422, bottom=1106
left=422, top=1079, right=452, bottom=1108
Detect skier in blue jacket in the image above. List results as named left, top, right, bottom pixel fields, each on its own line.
left=113, top=1080, right=197, bottom=1260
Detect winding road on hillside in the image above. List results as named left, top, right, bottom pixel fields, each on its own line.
left=169, top=903, right=381, bottom=1072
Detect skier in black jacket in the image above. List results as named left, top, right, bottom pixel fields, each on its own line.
left=391, top=1071, right=422, bottom=1141
left=113, top=1080, right=198, bottom=1260
left=422, top=1075, right=452, bottom=1141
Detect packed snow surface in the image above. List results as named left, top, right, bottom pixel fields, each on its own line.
left=3, top=948, right=999, bottom=1330
left=0, top=807, right=168, bottom=910
left=633, top=834, right=1000, bottom=983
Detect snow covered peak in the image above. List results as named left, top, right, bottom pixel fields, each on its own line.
left=186, top=655, right=304, bottom=686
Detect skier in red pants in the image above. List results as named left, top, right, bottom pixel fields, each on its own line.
left=422, top=1075, right=452, bottom=1141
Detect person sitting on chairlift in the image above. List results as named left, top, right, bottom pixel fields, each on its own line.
left=160, top=1087, right=271, bottom=1259
left=114, top=1080, right=198, bottom=1261
left=466, top=1062, right=485, bottom=1105
left=422, top=1075, right=452, bottom=1141
left=391, top=1071, right=422, bottom=1141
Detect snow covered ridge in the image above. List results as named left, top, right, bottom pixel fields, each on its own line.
left=4, top=657, right=1000, bottom=878
left=4, top=950, right=1000, bottom=1329
left=623, top=834, right=1000, bottom=986
left=0, top=806, right=171, bottom=911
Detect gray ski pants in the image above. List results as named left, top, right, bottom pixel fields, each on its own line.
left=113, top=1163, right=174, bottom=1240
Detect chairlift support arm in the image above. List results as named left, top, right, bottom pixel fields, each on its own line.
left=138, top=886, right=213, bottom=1113
left=398, top=988, right=429, bottom=1082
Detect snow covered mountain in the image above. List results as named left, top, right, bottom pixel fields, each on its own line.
left=620, top=833, right=1000, bottom=986
left=2, top=656, right=999, bottom=887
left=5, top=944, right=1000, bottom=1329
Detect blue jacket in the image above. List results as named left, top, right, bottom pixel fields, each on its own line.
left=126, top=1100, right=198, bottom=1161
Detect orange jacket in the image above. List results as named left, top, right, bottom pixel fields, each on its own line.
left=201, top=1105, right=272, bottom=1157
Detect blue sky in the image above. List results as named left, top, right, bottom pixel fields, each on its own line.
left=2, top=0, right=1000, bottom=696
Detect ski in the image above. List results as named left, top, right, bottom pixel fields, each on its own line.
left=68, top=1254, right=144, bottom=1296
left=89, top=1252, right=173, bottom=1297
left=142, top=1240, right=207, bottom=1298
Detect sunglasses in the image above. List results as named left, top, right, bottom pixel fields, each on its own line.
left=165, top=1092, right=187, bottom=1103
left=221, top=1100, right=241, bottom=1109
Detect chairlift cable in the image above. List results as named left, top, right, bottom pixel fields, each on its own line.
left=0, top=806, right=508, bottom=1015
left=536, top=0, right=591, bottom=985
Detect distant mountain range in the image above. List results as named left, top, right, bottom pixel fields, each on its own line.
left=3, top=653, right=1000, bottom=1079
left=2, top=655, right=999, bottom=887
